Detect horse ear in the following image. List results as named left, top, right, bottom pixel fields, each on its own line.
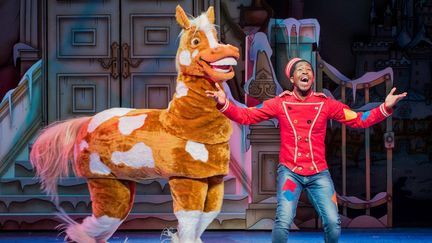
left=206, top=6, right=215, bottom=24
left=176, top=5, right=190, bottom=29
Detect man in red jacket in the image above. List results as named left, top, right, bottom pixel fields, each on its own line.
left=206, top=58, right=407, bottom=243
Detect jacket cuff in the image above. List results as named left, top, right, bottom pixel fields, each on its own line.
left=380, top=103, right=393, bottom=117
left=217, top=100, right=230, bottom=112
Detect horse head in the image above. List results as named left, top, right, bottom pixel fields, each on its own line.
left=175, top=5, right=239, bottom=83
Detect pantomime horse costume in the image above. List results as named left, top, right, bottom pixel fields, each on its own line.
left=30, top=5, right=239, bottom=243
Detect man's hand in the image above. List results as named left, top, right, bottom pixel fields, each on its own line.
left=205, top=82, right=227, bottom=105
left=385, top=87, right=407, bottom=109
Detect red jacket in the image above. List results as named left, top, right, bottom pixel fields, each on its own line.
left=219, top=90, right=393, bottom=176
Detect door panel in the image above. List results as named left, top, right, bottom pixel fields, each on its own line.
left=57, top=15, right=111, bottom=58
left=57, top=74, right=111, bottom=118
left=120, top=0, right=194, bottom=108
left=47, top=0, right=120, bottom=121
left=47, top=0, right=198, bottom=120
left=131, top=73, right=176, bottom=108
left=130, top=14, right=178, bottom=58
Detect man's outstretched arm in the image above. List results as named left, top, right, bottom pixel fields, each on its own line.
left=206, top=83, right=278, bottom=125
left=328, top=87, right=407, bottom=128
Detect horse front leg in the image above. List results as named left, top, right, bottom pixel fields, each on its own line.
left=169, top=177, right=208, bottom=243
left=196, top=175, right=224, bottom=243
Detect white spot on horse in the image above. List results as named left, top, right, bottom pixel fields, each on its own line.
left=174, top=210, right=201, bottom=236
left=118, top=114, right=147, bottom=135
left=176, top=81, right=189, bottom=97
left=191, top=14, right=218, bottom=48
left=88, top=108, right=134, bottom=133
left=111, top=142, right=155, bottom=168
left=204, top=29, right=218, bottom=49
left=185, top=140, right=208, bottom=162
left=166, top=101, right=172, bottom=111
left=70, top=215, right=121, bottom=241
left=79, top=140, right=89, bottom=151
left=89, top=153, right=111, bottom=175
left=179, top=50, right=191, bottom=66
left=197, top=211, right=219, bottom=235
left=192, top=49, right=199, bottom=58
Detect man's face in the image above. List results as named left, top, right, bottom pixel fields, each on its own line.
left=290, top=61, right=314, bottom=92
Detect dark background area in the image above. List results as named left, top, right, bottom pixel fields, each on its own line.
left=266, top=0, right=432, bottom=227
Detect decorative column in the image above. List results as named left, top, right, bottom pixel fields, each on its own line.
left=15, top=0, right=41, bottom=76
left=245, top=121, right=280, bottom=229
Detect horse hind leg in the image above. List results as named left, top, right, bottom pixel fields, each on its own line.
left=64, top=179, right=136, bottom=243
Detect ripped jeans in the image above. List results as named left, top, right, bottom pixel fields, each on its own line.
left=272, top=164, right=341, bottom=243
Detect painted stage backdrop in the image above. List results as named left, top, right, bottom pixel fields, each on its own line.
left=0, top=0, right=431, bottom=230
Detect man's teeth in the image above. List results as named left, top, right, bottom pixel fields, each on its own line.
left=210, top=57, right=237, bottom=66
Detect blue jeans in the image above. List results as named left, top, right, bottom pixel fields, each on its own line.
left=272, top=164, right=341, bottom=243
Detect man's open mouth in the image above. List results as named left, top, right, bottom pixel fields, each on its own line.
left=300, top=77, right=309, bottom=83
left=207, top=57, right=237, bottom=73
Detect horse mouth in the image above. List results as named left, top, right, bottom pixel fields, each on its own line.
left=206, top=57, right=237, bottom=73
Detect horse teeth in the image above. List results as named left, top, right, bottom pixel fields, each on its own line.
left=213, top=67, right=230, bottom=73
left=210, top=57, right=237, bottom=66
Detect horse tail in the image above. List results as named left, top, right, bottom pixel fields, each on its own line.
left=30, top=116, right=90, bottom=204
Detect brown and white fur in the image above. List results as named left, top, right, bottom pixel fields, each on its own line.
left=30, top=5, right=239, bottom=243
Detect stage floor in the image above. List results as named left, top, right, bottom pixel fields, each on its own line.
left=1, top=228, right=432, bottom=242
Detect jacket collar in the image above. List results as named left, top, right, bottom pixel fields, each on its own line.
left=292, top=89, right=313, bottom=101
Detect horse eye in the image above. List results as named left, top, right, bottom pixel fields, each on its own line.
left=191, top=38, right=200, bottom=46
